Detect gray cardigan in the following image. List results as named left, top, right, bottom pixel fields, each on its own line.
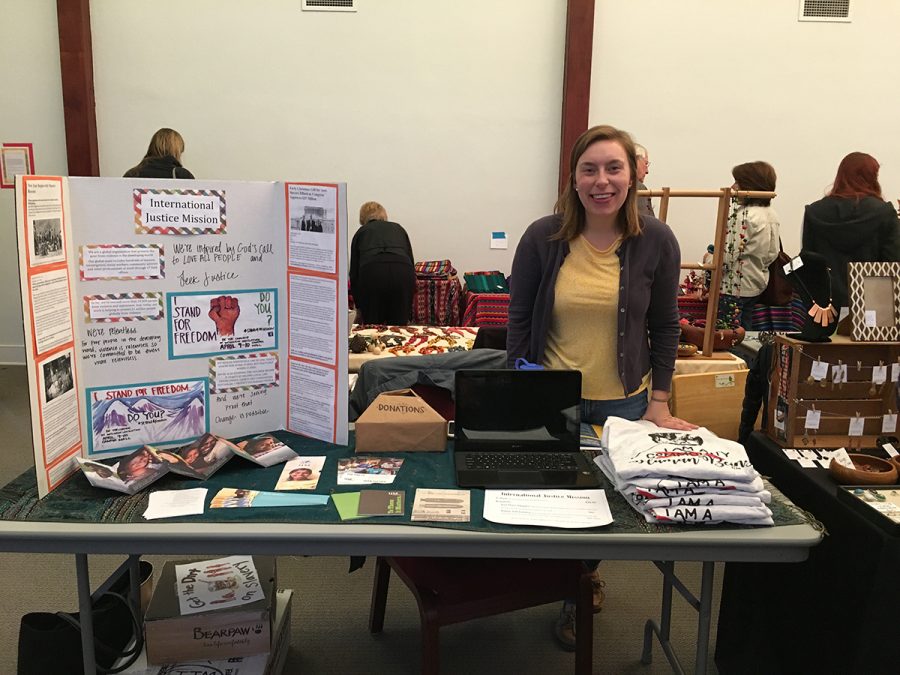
left=506, top=213, right=681, bottom=395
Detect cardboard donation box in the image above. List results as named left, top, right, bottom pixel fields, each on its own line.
left=355, top=389, right=447, bottom=452
left=144, top=556, right=277, bottom=665
left=118, top=589, right=293, bottom=675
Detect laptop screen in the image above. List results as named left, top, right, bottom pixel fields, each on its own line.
left=453, top=369, right=582, bottom=452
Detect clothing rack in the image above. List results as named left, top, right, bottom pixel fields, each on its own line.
left=637, top=188, right=777, bottom=357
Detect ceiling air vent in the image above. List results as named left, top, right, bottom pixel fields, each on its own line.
left=302, top=0, right=356, bottom=12
left=798, top=0, right=851, bottom=23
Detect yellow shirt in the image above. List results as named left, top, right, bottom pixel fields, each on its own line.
left=543, top=235, right=650, bottom=400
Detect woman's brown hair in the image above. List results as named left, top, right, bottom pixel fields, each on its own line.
left=732, top=161, right=777, bottom=206
left=553, top=125, right=641, bottom=241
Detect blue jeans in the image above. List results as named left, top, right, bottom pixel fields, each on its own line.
left=581, top=390, right=649, bottom=426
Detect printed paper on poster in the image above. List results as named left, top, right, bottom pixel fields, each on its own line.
left=30, top=268, right=74, bottom=354
left=289, top=273, right=336, bottom=365
left=287, top=183, right=337, bottom=273
left=86, top=378, right=209, bottom=455
left=168, top=289, right=277, bottom=359
left=85, top=292, right=164, bottom=322
left=133, top=188, right=226, bottom=235
left=210, top=352, right=279, bottom=393
left=37, top=348, right=81, bottom=464
left=288, top=360, right=335, bottom=441
left=80, top=244, right=164, bottom=280
left=25, top=179, right=65, bottom=266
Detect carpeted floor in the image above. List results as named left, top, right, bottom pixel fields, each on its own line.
left=0, top=364, right=721, bottom=673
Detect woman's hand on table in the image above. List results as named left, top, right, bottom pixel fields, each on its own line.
left=642, top=399, right=699, bottom=430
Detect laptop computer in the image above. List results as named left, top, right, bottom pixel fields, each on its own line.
left=453, top=369, right=600, bottom=489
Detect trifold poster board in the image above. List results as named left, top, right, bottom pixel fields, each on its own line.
left=15, top=175, right=349, bottom=497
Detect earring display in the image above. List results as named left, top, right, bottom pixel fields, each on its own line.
left=767, top=334, right=900, bottom=449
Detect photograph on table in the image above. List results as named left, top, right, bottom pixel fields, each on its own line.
left=275, top=455, right=326, bottom=490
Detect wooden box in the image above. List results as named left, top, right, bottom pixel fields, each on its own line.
left=670, top=369, right=748, bottom=441
left=766, top=335, right=900, bottom=448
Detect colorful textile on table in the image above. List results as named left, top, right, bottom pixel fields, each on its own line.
left=462, top=292, right=510, bottom=327
left=414, top=259, right=456, bottom=279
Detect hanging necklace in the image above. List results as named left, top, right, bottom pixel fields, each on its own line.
left=790, top=267, right=836, bottom=327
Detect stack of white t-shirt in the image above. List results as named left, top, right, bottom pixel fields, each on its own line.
left=594, top=416, right=773, bottom=525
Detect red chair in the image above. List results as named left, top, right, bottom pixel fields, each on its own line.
left=368, top=556, right=594, bottom=675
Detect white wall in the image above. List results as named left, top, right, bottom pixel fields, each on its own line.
left=0, top=1, right=68, bottom=364
left=591, top=0, right=900, bottom=264
left=91, top=0, right=566, bottom=273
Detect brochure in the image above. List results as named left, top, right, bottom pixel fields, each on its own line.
left=336, top=456, right=404, bottom=485
left=357, top=490, right=405, bottom=516
left=233, top=433, right=298, bottom=468
left=209, top=487, right=329, bottom=509
left=274, top=455, right=326, bottom=491
left=77, top=445, right=169, bottom=494
left=410, top=488, right=471, bottom=522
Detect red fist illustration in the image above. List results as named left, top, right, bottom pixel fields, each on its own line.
left=209, top=296, right=240, bottom=336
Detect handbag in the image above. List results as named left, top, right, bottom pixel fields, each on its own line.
left=17, top=567, right=145, bottom=675
left=757, top=240, right=793, bottom=307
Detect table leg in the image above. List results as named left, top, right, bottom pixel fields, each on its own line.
left=641, top=560, right=716, bottom=675
left=75, top=553, right=97, bottom=675
left=693, top=562, right=715, bottom=675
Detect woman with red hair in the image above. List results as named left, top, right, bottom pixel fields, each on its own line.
left=802, top=152, right=899, bottom=311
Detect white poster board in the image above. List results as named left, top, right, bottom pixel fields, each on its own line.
left=15, top=175, right=348, bottom=497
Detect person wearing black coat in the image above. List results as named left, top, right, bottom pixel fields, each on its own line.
left=350, top=202, right=416, bottom=324
left=801, top=152, right=900, bottom=311
left=123, top=128, right=195, bottom=179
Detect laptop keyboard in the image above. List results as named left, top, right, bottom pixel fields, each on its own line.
left=464, top=452, right=579, bottom=471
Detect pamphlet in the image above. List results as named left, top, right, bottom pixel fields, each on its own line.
left=77, top=445, right=169, bottom=494
left=357, top=490, right=405, bottom=516
left=336, top=456, right=404, bottom=485
left=209, top=487, right=329, bottom=509
left=233, top=433, right=298, bottom=467
left=143, top=488, right=208, bottom=520
left=332, top=492, right=364, bottom=520
left=77, top=432, right=293, bottom=492
left=174, top=555, right=263, bottom=616
left=274, top=456, right=326, bottom=491
left=411, top=488, right=471, bottom=522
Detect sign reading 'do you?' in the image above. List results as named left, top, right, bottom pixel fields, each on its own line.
left=133, top=188, right=226, bottom=235
left=849, top=261, right=900, bottom=342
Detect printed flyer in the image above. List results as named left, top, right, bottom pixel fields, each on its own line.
left=15, top=176, right=349, bottom=497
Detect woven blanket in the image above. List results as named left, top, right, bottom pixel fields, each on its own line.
left=462, top=291, right=510, bottom=327
left=412, top=277, right=462, bottom=326
left=414, top=259, right=456, bottom=279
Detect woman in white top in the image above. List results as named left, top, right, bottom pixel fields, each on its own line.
left=720, top=161, right=780, bottom=330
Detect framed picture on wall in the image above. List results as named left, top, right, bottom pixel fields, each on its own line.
left=848, top=261, right=900, bottom=341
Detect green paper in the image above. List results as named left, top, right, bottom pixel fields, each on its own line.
left=332, top=492, right=364, bottom=520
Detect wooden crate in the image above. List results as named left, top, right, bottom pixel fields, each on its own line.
left=670, top=369, right=748, bottom=441
left=766, top=334, right=900, bottom=448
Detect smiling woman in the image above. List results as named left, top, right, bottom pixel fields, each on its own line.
left=506, top=123, right=699, bottom=650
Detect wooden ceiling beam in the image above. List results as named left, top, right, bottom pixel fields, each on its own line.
left=559, top=0, right=595, bottom=195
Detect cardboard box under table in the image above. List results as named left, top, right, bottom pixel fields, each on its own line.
left=355, top=388, right=447, bottom=452
left=119, top=588, right=292, bottom=674
left=144, top=556, right=277, bottom=665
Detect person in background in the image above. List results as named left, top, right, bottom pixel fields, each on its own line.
left=720, top=161, right=780, bottom=330
left=349, top=202, right=416, bottom=324
left=124, top=128, right=195, bottom=179
left=802, top=152, right=900, bottom=313
left=507, top=124, right=697, bottom=649
left=634, top=143, right=655, bottom=217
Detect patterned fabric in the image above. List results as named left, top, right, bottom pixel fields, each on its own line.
left=462, top=291, right=510, bottom=327
left=750, top=294, right=807, bottom=332
left=414, top=259, right=456, bottom=279
left=350, top=324, right=477, bottom=356
left=411, top=276, right=462, bottom=325
left=463, top=270, right=509, bottom=294
left=677, top=296, right=709, bottom=323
